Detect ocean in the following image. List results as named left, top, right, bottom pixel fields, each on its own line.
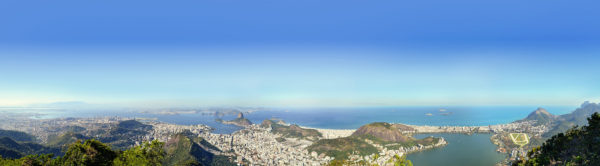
left=20, top=106, right=575, bottom=133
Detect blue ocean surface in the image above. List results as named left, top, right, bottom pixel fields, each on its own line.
left=20, top=106, right=575, bottom=131
left=242, top=106, right=575, bottom=129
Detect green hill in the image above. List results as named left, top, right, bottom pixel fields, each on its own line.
left=307, top=137, right=377, bottom=160
left=1, top=139, right=166, bottom=166
left=514, top=112, right=600, bottom=166
left=47, top=132, right=90, bottom=149
left=352, top=122, right=415, bottom=143
left=308, top=122, right=441, bottom=160
left=97, top=120, right=153, bottom=150
left=117, top=120, right=153, bottom=130
left=163, top=133, right=235, bottom=166
left=262, top=120, right=322, bottom=140
left=0, top=129, right=37, bottom=142
left=0, top=137, right=60, bottom=159
left=543, top=102, right=600, bottom=138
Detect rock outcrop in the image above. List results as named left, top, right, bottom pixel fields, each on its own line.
left=216, top=114, right=253, bottom=127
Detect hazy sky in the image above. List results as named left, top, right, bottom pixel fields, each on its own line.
left=1, top=0, right=599, bottom=107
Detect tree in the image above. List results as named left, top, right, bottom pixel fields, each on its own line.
left=0, top=139, right=166, bottom=166
left=515, top=112, right=600, bottom=166
left=59, top=139, right=118, bottom=166
left=113, top=140, right=165, bottom=166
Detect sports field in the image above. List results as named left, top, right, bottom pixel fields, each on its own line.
left=509, top=133, right=529, bottom=147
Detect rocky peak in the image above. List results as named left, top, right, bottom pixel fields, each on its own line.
left=523, top=107, right=555, bottom=125
left=237, top=112, right=244, bottom=119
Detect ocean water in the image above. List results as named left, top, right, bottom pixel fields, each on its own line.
left=242, top=106, right=575, bottom=129
left=16, top=106, right=575, bottom=132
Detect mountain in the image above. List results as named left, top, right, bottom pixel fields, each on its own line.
left=518, top=107, right=556, bottom=125
left=352, top=122, right=414, bottom=142
left=261, top=120, right=322, bottom=140
left=306, top=136, right=378, bottom=160
left=308, top=122, right=441, bottom=160
left=98, top=120, right=153, bottom=150
left=0, top=137, right=60, bottom=159
left=216, top=113, right=253, bottom=127
left=558, top=102, right=600, bottom=126
left=47, top=132, right=90, bottom=148
left=162, top=133, right=235, bottom=166
left=117, top=120, right=153, bottom=130
left=514, top=112, right=600, bottom=166
left=0, top=129, right=37, bottom=142
left=543, top=102, right=600, bottom=138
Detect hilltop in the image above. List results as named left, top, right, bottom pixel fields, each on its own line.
left=0, top=130, right=37, bottom=142
left=261, top=119, right=322, bottom=141
left=308, top=122, right=444, bottom=160
left=97, top=120, right=154, bottom=150
left=0, top=136, right=60, bottom=159
left=46, top=132, right=90, bottom=149
left=517, top=107, right=556, bottom=125
left=352, top=122, right=415, bottom=142
left=163, top=133, right=236, bottom=166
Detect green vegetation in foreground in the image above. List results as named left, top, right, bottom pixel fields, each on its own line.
left=0, top=139, right=165, bottom=166
left=262, top=120, right=322, bottom=140
left=0, top=130, right=235, bottom=166
left=513, top=112, right=600, bottom=166
left=163, top=133, right=235, bottom=166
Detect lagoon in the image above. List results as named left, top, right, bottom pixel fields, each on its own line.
left=408, top=133, right=506, bottom=166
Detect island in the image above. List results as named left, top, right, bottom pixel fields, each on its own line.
left=215, top=112, right=253, bottom=127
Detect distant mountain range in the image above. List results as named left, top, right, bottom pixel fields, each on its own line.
left=515, top=101, right=600, bottom=138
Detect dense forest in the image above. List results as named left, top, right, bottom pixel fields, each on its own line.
left=0, top=139, right=164, bottom=166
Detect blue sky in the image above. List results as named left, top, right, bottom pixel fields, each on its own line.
left=0, top=0, right=599, bottom=107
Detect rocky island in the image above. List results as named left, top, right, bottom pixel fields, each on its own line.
left=215, top=112, right=253, bottom=127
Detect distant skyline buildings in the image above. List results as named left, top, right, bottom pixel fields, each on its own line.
left=0, top=0, right=598, bottom=107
